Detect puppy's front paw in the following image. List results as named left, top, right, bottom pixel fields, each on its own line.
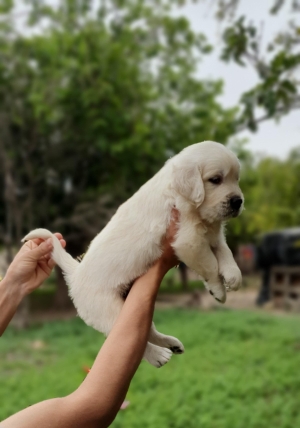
left=144, top=343, right=173, bottom=368
left=205, top=281, right=226, bottom=304
left=220, top=267, right=242, bottom=291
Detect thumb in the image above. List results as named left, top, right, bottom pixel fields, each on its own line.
left=30, top=238, right=53, bottom=260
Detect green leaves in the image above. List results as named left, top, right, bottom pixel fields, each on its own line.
left=221, top=17, right=257, bottom=66
left=226, top=142, right=300, bottom=248
left=219, top=0, right=300, bottom=132
left=0, top=0, right=235, bottom=248
left=0, top=0, right=13, bottom=14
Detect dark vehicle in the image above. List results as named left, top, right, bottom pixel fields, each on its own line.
left=256, top=227, right=300, bottom=305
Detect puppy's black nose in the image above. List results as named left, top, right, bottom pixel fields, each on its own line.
left=230, top=196, right=243, bottom=211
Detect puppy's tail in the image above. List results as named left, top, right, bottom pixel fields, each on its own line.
left=22, top=228, right=79, bottom=281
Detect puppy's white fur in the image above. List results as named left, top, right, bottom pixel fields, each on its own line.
left=23, top=141, right=244, bottom=368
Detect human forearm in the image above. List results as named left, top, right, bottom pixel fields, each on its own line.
left=0, top=277, right=24, bottom=336
left=1, top=216, right=178, bottom=428
left=70, top=262, right=169, bottom=425
left=1, top=262, right=169, bottom=428
left=2, top=396, right=99, bottom=428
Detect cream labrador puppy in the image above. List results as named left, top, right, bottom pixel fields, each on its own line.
left=23, top=141, right=244, bottom=367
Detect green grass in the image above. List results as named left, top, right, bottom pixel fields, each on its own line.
left=159, top=269, right=204, bottom=293
left=1, top=309, right=300, bottom=427
left=160, top=279, right=204, bottom=294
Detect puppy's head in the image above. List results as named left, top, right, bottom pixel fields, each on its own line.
left=172, top=141, right=244, bottom=222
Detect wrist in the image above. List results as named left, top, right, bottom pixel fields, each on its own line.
left=157, top=256, right=177, bottom=276
left=1, top=274, right=26, bottom=303
left=151, top=259, right=171, bottom=279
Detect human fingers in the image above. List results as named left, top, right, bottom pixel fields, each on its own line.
left=45, top=238, right=65, bottom=268
left=31, top=238, right=45, bottom=246
left=60, top=239, right=66, bottom=248
left=166, top=208, right=180, bottom=243
left=47, top=258, right=56, bottom=270
left=171, top=207, right=180, bottom=223
left=53, top=232, right=63, bottom=240
left=53, top=234, right=66, bottom=248
left=43, top=238, right=65, bottom=263
left=158, top=212, right=179, bottom=271
left=18, top=238, right=41, bottom=254
left=29, top=238, right=53, bottom=260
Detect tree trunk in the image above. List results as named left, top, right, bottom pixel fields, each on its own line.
left=0, top=116, right=28, bottom=328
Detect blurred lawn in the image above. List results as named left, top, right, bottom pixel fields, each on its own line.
left=159, top=277, right=204, bottom=294
left=1, top=309, right=300, bottom=427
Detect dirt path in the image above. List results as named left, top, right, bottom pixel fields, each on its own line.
left=156, top=288, right=258, bottom=310
left=156, top=287, right=298, bottom=317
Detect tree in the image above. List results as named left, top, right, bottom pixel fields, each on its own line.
left=226, top=139, right=300, bottom=249
left=216, top=0, right=300, bottom=131
left=0, top=0, right=237, bottom=308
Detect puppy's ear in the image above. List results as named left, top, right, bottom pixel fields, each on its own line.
left=172, top=164, right=204, bottom=207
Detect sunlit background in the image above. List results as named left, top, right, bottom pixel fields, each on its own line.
left=1, top=1, right=300, bottom=426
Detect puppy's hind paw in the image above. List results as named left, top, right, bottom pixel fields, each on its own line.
left=144, top=343, right=172, bottom=368
left=220, top=268, right=242, bottom=292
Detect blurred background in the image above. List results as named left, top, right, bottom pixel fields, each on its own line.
left=1, top=0, right=300, bottom=426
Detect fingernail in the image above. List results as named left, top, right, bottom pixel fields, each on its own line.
left=46, top=238, right=52, bottom=246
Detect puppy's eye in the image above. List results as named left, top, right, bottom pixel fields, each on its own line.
left=209, top=176, right=222, bottom=185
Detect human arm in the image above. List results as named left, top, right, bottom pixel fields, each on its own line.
left=0, top=234, right=66, bottom=336
left=2, top=213, right=179, bottom=428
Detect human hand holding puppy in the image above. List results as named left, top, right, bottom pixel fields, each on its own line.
left=0, top=233, right=66, bottom=336
left=157, top=208, right=180, bottom=273
left=2, top=214, right=179, bottom=428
